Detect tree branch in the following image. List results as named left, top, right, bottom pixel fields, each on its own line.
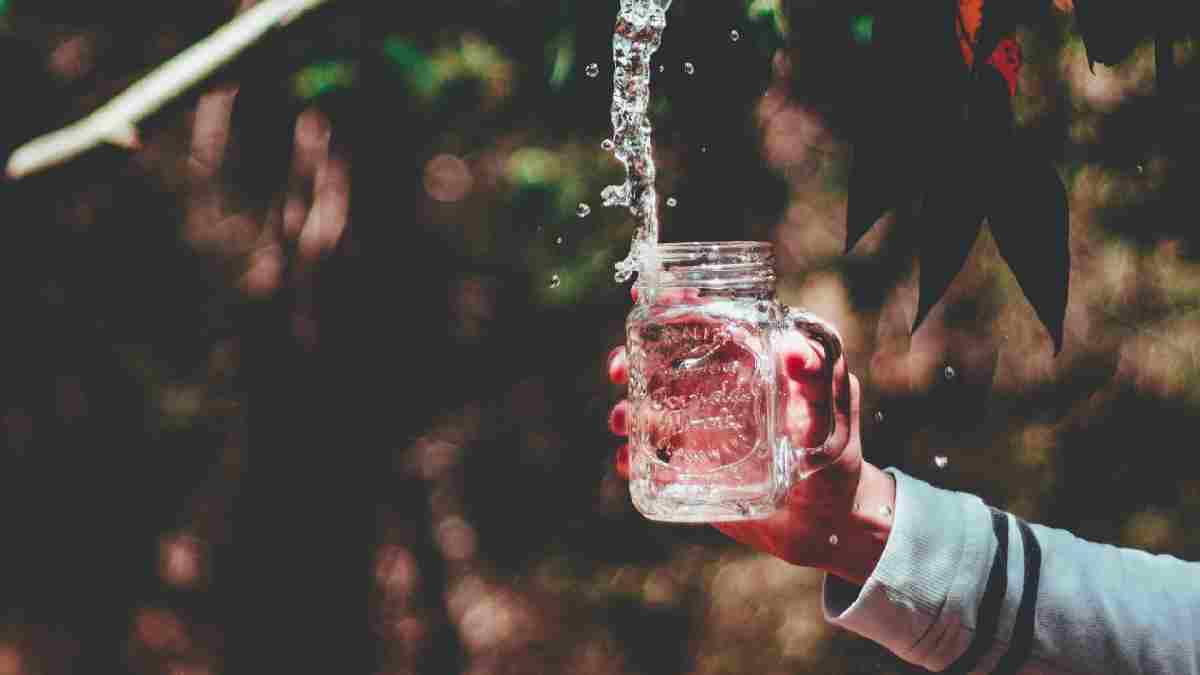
left=6, top=0, right=333, bottom=180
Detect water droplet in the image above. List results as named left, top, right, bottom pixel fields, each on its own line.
left=730, top=29, right=740, bottom=42
left=934, top=455, right=949, bottom=469
left=828, top=534, right=839, bottom=546
left=601, top=139, right=615, bottom=152
left=880, top=505, right=893, bottom=518
left=700, top=145, right=708, bottom=153
left=555, top=235, right=564, bottom=245
left=666, top=197, right=677, bottom=207
left=576, top=203, right=591, bottom=218
left=549, top=274, right=561, bottom=289
left=1137, top=164, right=1145, bottom=175
left=585, top=62, right=600, bottom=78
left=683, top=62, right=695, bottom=75
left=658, top=64, right=665, bottom=73
left=874, top=410, right=884, bottom=424
left=943, top=365, right=956, bottom=381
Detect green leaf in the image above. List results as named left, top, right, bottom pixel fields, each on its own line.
left=292, top=60, right=358, bottom=101
left=746, top=0, right=787, bottom=37
left=851, top=15, right=875, bottom=45
left=381, top=36, right=437, bottom=98
left=547, top=30, right=575, bottom=90
left=507, top=147, right=563, bottom=187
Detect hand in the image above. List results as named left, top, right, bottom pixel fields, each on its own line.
left=185, top=84, right=350, bottom=297
left=607, top=291, right=895, bottom=585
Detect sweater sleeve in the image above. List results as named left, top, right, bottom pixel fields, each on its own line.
left=822, top=469, right=1200, bottom=674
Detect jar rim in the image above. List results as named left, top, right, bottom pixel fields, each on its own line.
left=643, top=241, right=776, bottom=289
left=656, top=241, right=772, bottom=253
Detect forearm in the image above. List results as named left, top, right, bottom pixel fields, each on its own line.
left=823, top=470, right=1200, bottom=674
left=826, top=461, right=895, bottom=586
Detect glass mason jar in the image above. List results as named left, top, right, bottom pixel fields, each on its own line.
left=626, top=242, right=845, bottom=523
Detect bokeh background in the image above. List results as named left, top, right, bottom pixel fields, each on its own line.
left=1, top=1, right=1198, bottom=673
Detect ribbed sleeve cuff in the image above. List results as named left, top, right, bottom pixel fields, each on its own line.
left=822, top=469, right=998, bottom=670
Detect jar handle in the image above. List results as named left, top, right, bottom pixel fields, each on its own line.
left=779, top=307, right=848, bottom=479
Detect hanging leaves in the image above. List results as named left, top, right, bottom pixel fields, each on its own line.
left=989, top=159, right=1070, bottom=353
left=1073, top=0, right=1154, bottom=69
left=846, top=0, right=1070, bottom=353
left=956, top=0, right=985, bottom=67
left=1071, top=1, right=1199, bottom=105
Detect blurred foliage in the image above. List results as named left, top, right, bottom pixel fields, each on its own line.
left=0, top=1, right=1199, bottom=675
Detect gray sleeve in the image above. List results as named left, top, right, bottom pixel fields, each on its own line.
left=822, top=469, right=1200, bottom=674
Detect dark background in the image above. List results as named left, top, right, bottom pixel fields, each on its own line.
left=1, top=1, right=1198, bottom=673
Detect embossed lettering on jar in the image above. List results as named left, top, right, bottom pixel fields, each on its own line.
left=626, top=242, right=842, bottom=523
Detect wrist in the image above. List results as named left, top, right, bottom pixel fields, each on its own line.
left=827, top=462, right=895, bottom=586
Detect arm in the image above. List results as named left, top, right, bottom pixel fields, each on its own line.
left=608, top=333, right=1200, bottom=675
left=827, top=469, right=1200, bottom=675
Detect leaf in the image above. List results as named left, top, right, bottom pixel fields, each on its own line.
left=913, top=61, right=1011, bottom=333
left=973, top=0, right=1047, bottom=76
left=845, top=135, right=909, bottom=252
left=845, top=2, right=963, bottom=252
left=546, top=30, right=574, bottom=90
left=989, top=159, right=1070, bottom=353
left=985, top=38, right=1022, bottom=97
left=957, top=0, right=985, bottom=67
left=913, top=174, right=987, bottom=334
left=292, top=60, right=358, bottom=102
left=1073, top=0, right=1154, bottom=68
left=850, top=15, right=874, bottom=45
left=381, top=36, right=437, bottom=99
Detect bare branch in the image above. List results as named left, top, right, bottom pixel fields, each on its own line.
left=6, top=0, right=333, bottom=180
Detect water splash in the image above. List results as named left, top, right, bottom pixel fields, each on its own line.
left=683, top=61, right=695, bottom=75
left=934, top=455, right=949, bottom=469
left=607, top=0, right=672, bottom=284
left=577, top=203, right=592, bottom=218
left=586, top=62, right=600, bottom=78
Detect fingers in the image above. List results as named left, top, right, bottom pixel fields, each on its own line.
left=608, top=344, right=631, bottom=480
left=608, top=400, right=629, bottom=436
left=781, top=333, right=830, bottom=403
left=614, top=443, right=630, bottom=480
left=824, top=352, right=854, bottom=455
left=607, top=346, right=628, bottom=385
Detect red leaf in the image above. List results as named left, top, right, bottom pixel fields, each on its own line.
left=986, top=38, right=1022, bottom=96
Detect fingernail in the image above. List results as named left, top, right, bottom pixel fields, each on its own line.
left=785, top=351, right=810, bottom=381
left=608, top=347, right=628, bottom=385
left=614, top=443, right=630, bottom=480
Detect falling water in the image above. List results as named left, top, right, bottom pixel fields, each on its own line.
left=606, top=0, right=673, bottom=284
